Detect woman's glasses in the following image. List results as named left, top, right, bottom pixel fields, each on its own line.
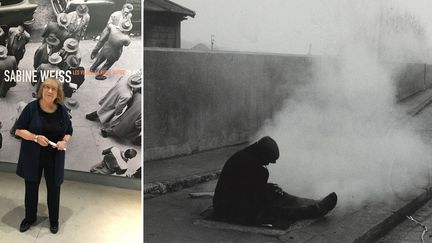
left=43, top=85, right=58, bottom=92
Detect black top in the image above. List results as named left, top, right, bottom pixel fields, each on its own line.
left=38, top=105, right=63, bottom=162
left=213, top=142, right=272, bottom=225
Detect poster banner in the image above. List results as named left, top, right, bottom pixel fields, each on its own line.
left=0, top=0, right=142, bottom=178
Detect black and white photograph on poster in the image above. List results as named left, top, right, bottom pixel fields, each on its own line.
left=0, top=0, right=143, bottom=243
left=144, top=0, right=432, bottom=242
left=0, top=0, right=142, bottom=242
left=0, top=0, right=142, bottom=177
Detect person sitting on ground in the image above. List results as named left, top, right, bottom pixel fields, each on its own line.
left=212, top=136, right=337, bottom=227
left=90, top=147, right=137, bottom=175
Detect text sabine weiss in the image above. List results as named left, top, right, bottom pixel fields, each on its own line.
left=3, top=70, right=73, bottom=83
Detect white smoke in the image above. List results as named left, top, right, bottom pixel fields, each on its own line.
left=255, top=2, right=432, bottom=208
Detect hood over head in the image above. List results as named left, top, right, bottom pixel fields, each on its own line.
left=253, top=136, right=279, bottom=165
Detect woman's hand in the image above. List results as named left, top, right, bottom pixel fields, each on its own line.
left=56, top=141, right=67, bottom=151
left=36, top=135, right=49, bottom=147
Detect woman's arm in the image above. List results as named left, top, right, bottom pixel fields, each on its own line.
left=56, top=134, right=71, bottom=151
left=57, top=107, right=73, bottom=151
left=15, top=129, right=49, bottom=147
left=62, top=135, right=71, bottom=143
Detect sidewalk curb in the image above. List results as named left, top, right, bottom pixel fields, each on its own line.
left=408, top=92, right=432, bottom=116
left=144, top=170, right=221, bottom=200
left=353, top=188, right=432, bottom=242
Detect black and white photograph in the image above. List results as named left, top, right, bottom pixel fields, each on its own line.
left=144, top=0, right=432, bottom=242
left=0, top=0, right=142, bottom=242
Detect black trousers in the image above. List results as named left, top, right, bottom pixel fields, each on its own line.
left=90, top=54, right=117, bottom=75
left=24, top=157, right=61, bottom=223
left=258, top=184, right=321, bottom=228
left=213, top=184, right=320, bottom=227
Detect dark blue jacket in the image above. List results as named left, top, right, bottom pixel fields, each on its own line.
left=15, top=100, right=73, bottom=185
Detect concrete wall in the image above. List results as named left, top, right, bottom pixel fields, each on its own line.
left=425, top=65, right=432, bottom=89
left=388, top=62, right=427, bottom=100
left=144, top=48, right=430, bottom=161
left=144, top=48, right=314, bottom=161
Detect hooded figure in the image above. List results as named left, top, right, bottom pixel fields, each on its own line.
left=212, top=136, right=337, bottom=227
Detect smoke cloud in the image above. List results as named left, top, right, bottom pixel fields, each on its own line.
left=255, top=2, right=432, bottom=208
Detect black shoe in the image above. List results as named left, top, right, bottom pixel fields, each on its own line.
left=90, top=51, right=97, bottom=60
left=101, top=128, right=108, bottom=138
left=95, top=75, right=107, bottom=80
left=317, top=192, right=337, bottom=216
left=50, top=221, right=59, bottom=234
left=85, top=111, right=98, bottom=121
left=19, top=219, right=34, bottom=232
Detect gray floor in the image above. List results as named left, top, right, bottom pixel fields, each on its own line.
left=0, top=171, right=142, bottom=243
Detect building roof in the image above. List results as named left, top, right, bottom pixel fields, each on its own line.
left=144, top=0, right=195, bottom=18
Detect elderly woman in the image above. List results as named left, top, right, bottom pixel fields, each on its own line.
left=15, top=77, right=73, bottom=234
